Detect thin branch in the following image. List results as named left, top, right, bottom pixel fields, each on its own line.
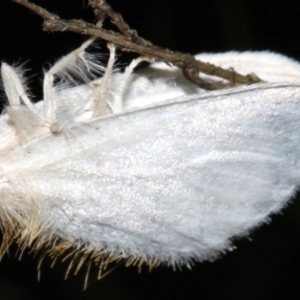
left=90, top=0, right=139, bottom=42
left=14, top=0, right=263, bottom=90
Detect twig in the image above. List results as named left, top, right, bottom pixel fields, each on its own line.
left=90, top=0, right=139, bottom=42
left=13, top=0, right=263, bottom=90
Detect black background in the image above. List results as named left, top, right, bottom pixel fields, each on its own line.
left=1, top=0, right=300, bottom=299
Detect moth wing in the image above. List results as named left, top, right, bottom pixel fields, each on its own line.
left=196, top=51, right=300, bottom=82
left=4, top=82, right=300, bottom=264
left=122, top=52, right=300, bottom=110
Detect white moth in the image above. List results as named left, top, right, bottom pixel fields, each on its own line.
left=1, top=39, right=300, bottom=276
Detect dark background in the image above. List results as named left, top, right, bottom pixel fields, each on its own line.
left=1, top=0, right=300, bottom=299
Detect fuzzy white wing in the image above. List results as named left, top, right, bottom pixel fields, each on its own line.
left=2, top=82, right=300, bottom=265
left=196, top=51, right=300, bottom=82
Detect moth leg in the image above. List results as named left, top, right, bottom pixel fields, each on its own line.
left=1, top=63, right=39, bottom=114
left=1, top=63, right=46, bottom=143
left=112, top=56, right=153, bottom=113
left=92, top=42, right=116, bottom=117
left=43, top=38, right=95, bottom=130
